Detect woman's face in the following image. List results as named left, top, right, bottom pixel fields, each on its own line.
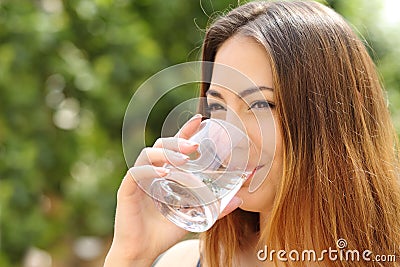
left=207, top=35, right=283, bottom=215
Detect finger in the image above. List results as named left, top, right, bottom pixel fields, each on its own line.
left=117, top=166, right=169, bottom=199
left=218, top=196, right=243, bottom=219
left=175, top=114, right=202, bottom=139
left=153, top=137, right=199, bottom=154
left=134, top=147, right=189, bottom=167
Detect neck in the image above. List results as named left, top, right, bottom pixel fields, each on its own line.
left=234, top=211, right=272, bottom=266
left=259, top=210, right=271, bottom=240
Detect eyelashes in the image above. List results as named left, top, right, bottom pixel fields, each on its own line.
left=206, top=101, right=275, bottom=113
left=206, top=103, right=225, bottom=112
left=248, top=100, right=275, bottom=110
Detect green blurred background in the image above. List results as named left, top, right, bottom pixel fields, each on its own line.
left=0, top=0, right=399, bottom=266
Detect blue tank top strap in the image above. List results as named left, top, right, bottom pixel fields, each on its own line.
left=196, top=258, right=201, bottom=267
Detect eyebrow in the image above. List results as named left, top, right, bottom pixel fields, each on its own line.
left=205, top=86, right=274, bottom=99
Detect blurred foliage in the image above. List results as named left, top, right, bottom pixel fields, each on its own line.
left=0, top=0, right=398, bottom=266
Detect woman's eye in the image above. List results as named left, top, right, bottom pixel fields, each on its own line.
left=249, top=101, right=275, bottom=110
left=206, top=103, right=226, bottom=112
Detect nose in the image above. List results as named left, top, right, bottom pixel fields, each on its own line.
left=224, top=106, right=263, bottom=169
left=225, top=106, right=246, bottom=133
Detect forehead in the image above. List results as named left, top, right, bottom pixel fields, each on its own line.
left=210, top=35, right=273, bottom=95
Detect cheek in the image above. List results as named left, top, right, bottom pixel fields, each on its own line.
left=237, top=118, right=283, bottom=213
left=246, top=115, right=277, bottom=167
left=237, top=175, right=278, bottom=213
left=237, top=155, right=282, bottom=213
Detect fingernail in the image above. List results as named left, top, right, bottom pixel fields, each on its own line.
left=183, top=140, right=199, bottom=147
left=188, top=114, right=202, bottom=121
left=181, top=154, right=190, bottom=160
left=172, top=152, right=189, bottom=161
left=167, top=152, right=189, bottom=163
left=154, top=167, right=170, bottom=176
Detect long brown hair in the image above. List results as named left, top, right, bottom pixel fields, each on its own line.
left=199, top=1, right=400, bottom=266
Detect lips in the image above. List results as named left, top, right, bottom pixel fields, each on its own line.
left=245, top=165, right=264, bottom=185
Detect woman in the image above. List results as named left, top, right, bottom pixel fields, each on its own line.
left=104, top=1, right=400, bottom=266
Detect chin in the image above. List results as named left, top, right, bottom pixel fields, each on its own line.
left=235, top=186, right=275, bottom=214
left=235, top=188, right=258, bottom=211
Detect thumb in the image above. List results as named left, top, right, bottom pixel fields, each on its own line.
left=218, top=196, right=243, bottom=219
left=175, top=114, right=202, bottom=139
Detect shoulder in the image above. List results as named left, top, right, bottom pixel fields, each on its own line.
left=153, top=239, right=200, bottom=267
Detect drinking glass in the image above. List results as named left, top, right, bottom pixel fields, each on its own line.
left=150, top=118, right=253, bottom=232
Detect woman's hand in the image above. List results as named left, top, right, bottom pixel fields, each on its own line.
left=104, top=115, right=202, bottom=267
left=104, top=114, right=243, bottom=267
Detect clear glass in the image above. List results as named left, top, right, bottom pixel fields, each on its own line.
left=150, top=118, right=253, bottom=232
